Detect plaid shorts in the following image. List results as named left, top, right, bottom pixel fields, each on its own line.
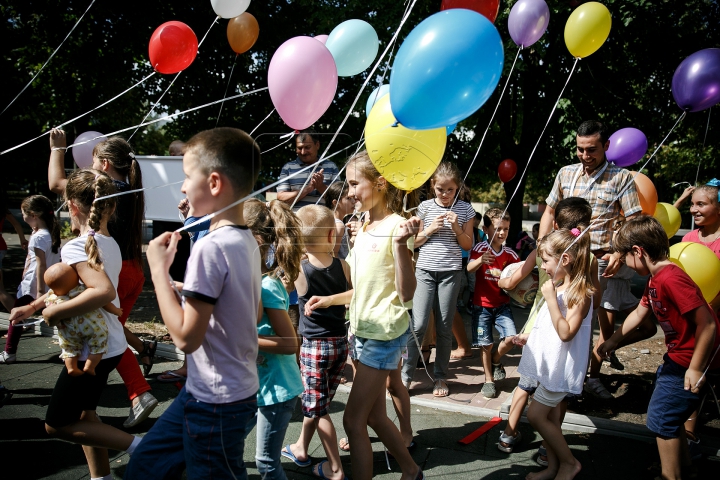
left=300, top=337, right=349, bottom=418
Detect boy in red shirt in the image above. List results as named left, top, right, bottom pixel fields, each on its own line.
left=599, top=215, right=720, bottom=480
left=468, top=208, right=521, bottom=399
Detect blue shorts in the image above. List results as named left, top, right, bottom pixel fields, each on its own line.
left=350, top=325, right=410, bottom=371
left=646, top=355, right=701, bottom=438
left=472, top=304, right=516, bottom=347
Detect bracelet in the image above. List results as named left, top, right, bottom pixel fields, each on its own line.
left=51, top=147, right=67, bottom=152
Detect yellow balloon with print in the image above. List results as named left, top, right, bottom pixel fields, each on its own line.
left=669, top=242, right=720, bottom=303
left=365, top=94, right=446, bottom=191
left=653, top=202, right=681, bottom=238
left=564, top=2, right=612, bottom=59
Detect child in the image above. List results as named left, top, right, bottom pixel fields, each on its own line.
left=244, top=199, right=304, bottom=480
left=9, top=170, right=140, bottom=480
left=284, top=204, right=351, bottom=479
left=305, top=151, right=423, bottom=480
left=0, top=186, right=28, bottom=312
left=600, top=215, right=720, bottom=480
left=519, top=227, right=596, bottom=480
left=402, top=162, right=475, bottom=397
left=324, top=181, right=355, bottom=259
left=1, top=195, right=60, bottom=364
left=126, top=128, right=263, bottom=479
left=467, top=208, right=521, bottom=399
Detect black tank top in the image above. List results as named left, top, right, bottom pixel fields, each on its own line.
left=298, top=258, right=349, bottom=338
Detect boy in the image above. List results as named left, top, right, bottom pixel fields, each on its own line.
left=126, top=128, right=262, bottom=479
left=284, top=205, right=351, bottom=478
left=600, top=215, right=720, bottom=480
left=468, top=208, right=521, bottom=399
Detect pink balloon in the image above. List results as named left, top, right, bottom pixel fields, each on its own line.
left=268, top=36, right=338, bottom=130
left=72, top=131, right=107, bottom=169
left=314, top=35, right=328, bottom=44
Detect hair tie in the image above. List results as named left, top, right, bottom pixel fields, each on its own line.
left=266, top=201, right=271, bottom=208
left=87, top=229, right=96, bottom=237
left=706, top=178, right=720, bottom=202
left=571, top=228, right=581, bottom=237
left=128, top=152, right=136, bottom=160
left=94, top=174, right=100, bottom=180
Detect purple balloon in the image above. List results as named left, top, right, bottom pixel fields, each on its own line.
left=672, top=48, right=720, bottom=112
left=72, top=131, right=107, bottom=169
left=606, top=128, right=648, bottom=168
left=508, top=0, right=550, bottom=48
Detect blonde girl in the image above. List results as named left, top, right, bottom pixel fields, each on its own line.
left=1, top=195, right=60, bottom=363
left=517, top=228, right=595, bottom=480
left=9, top=170, right=140, bottom=480
left=306, top=151, right=423, bottom=480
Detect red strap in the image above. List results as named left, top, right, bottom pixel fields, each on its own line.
left=457, top=416, right=502, bottom=445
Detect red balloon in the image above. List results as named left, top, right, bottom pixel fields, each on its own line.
left=498, top=159, right=517, bottom=183
left=148, top=21, right=198, bottom=74
left=440, top=0, right=500, bottom=24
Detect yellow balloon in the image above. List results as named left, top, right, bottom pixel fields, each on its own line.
left=364, top=94, right=446, bottom=191
left=653, top=202, right=681, bottom=238
left=564, top=2, right=612, bottom=58
left=669, top=242, right=720, bottom=302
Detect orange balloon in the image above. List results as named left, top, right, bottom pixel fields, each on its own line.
left=227, top=12, right=259, bottom=54
left=629, top=171, right=657, bottom=215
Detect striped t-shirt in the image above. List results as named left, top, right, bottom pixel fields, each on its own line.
left=276, top=157, right=339, bottom=210
left=416, top=199, right=476, bottom=271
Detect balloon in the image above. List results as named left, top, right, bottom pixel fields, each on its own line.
left=446, top=123, right=457, bottom=136
left=669, top=242, right=720, bottom=302
left=268, top=36, right=338, bottom=130
left=440, top=0, right=500, bottom=24
left=325, top=20, right=379, bottom=77
left=365, top=85, right=389, bottom=117
left=211, top=0, right=250, bottom=19
left=508, top=0, right=550, bottom=48
left=148, top=21, right=198, bottom=74
left=672, top=48, right=720, bottom=113
left=564, top=2, right=612, bottom=58
left=653, top=202, right=682, bottom=238
left=364, top=95, right=446, bottom=192
left=314, top=35, right=328, bottom=44
left=72, top=131, right=107, bottom=169
left=606, top=128, right=648, bottom=168
left=630, top=171, right=658, bottom=215
left=390, top=10, right=504, bottom=130
left=498, top=159, right=517, bottom=183
left=227, top=12, right=259, bottom=54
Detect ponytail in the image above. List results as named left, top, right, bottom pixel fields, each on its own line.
left=20, top=195, right=60, bottom=254
left=537, top=228, right=595, bottom=309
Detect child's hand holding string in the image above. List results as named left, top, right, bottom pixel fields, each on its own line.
left=49, top=128, right=66, bottom=152
left=685, top=368, right=705, bottom=393
left=147, top=232, right=181, bottom=277
left=596, top=338, right=617, bottom=359
left=395, top=216, right=422, bottom=244
left=512, top=333, right=529, bottom=346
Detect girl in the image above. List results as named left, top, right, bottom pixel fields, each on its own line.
left=9, top=170, right=139, bottom=480
left=244, top=199, right=304, bottom=480
left=517, top=228, right=595, bottom=480
left=48, top=129, right=157, bottom=428
left=401, top=162, right=475, bottom=397
left=0, top=186, right=28, bottom=313
left=324, top=181, right=355, bottom=259
left=306, top=151, right=423, bottom=480
left=1, top=195, right=60, bottom=364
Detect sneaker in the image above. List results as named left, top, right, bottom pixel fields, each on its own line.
left=0, top=351, right=16, bottom=364
left=123, top=392, right=159, bottom=428
left=497, top=431, right=522, bottom=453
left=604, top=351, right=625, bottom=371
left=492, top=363, right=506, bottom=381
left=687, top=431, right=703, bottom=462
left=536, top=446, right=549, bottom=466
left=481, top=382, right=497, bottom=399
left=584, top=379, right=612, bottom=400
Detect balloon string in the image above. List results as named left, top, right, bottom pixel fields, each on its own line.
left=198, top=16, right=220, bottom=49
left=216, top=55, right=239, bottom=128
left=250, top=108, right=277, bottom=136
left=1, top=0, right=97, bottom=117
left=0, top=71, right=157, bottom=156
left=93, top=180, right=184, bottom=203
left=261, top=138, right=291, bottom=154
left=316, top=136, right=366, bottom=206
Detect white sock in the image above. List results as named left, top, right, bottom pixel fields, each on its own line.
left=126, top=435, right=142, bottom=455
left=90, top=475, right=113, bottom=480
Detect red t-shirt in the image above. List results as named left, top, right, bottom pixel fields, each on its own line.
left=470, top=241, right=520, bottom=308
left=682, top=229, right=720, bottom=260
left=640, top=264, right=720, bottom=369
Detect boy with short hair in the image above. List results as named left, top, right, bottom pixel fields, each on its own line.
left=126, top=127, right=263, bottom=479
left=468, top=208, right=521, bottom=399
left=600, top=215, right=720, bottom=480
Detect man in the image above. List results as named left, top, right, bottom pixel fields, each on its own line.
left=277, top=130, right=339, bottom=210
left=540, top=120, right=645, bottom=400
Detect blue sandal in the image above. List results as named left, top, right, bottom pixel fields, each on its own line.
left=312, top=460, right=348, bottom=480
left=281, top=445, right=311, bottom=467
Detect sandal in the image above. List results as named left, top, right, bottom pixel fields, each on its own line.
left=497, top=431, right=522, bottom=453
left=433, top=379, right=449, bottom=397
left=338, top=437, right=350, bottom=452
left=139, top=340, right=157, bottom=377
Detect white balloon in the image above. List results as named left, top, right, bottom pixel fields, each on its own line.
left=210, top=0, right=251, bottom=19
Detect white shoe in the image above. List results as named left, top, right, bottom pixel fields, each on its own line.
left=584, top=379, right=612, bottom=400
left=123, top=392, right=158, bottom=428
left=0, top=351, right=16, bottom=364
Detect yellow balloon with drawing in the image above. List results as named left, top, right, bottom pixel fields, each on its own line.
left=653, top=202, right=682, bottom=238
left=364, top=94, right=446, bottom=191
left=669, top=242, right=720, bottom=303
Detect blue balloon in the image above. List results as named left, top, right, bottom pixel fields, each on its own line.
left=390, top=10, right=504, bottom=130
left=365, top=84, right=389, bottom=117
left=326, top=19, right=379, bottom=77
left=446, top=123, right=457, bottom=135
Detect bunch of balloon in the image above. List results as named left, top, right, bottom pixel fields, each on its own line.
left=498, top=159, right=517, bottom=183
left=268, top=37, right=337, bottom=130
left=227, top=12, right=259, bottom=54
left=630, top=171, right=658, bottom=215
left=606, top=128, right=648, bottom=168
left=669, top=242, right=720, bottom=302
left=564, top=2, right=612, bottom=59
left=440, top=0, right=500, bottom=23
left=148, top=21, right=199, bottom=74
left=672, top=48, right=720, bottom=112
left=324, top=20, right=379, bottom=77
left=314, top=35, right=328, bottom=44
left=365, top=95, right=446, bottom=192
left=653, top=202, right=682, bottom=239
left=211, top=0, right=250, bottom=19
left=508, top=0, right=550, bottom=48
left=72, top=132, right=107, bottom=169
left=366, top=85, right=389, bottom=117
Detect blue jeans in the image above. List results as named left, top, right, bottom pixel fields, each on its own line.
left=472, top=304, right=516, bottom=347
left=646, top=355, right=701, bottom=438
left=246, top=397, right=298, bottom=480
left=125, top=386, right=257, bottom=480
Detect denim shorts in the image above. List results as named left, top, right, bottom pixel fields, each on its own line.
left=646, top=355, right=701, bottom=438
left=350, top=325, right=410, bottom=371
left=472, top=304, right=516, bottom=347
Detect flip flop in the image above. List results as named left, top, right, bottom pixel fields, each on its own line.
left=140, top=340, right=157, bottom=377
left=157, top=370, right=187, bottom=383
left=281, top=445, right=311, bottom=467
left=312, top=460, right=347, bottom=480
left=450, top=352, right=474, bottom=359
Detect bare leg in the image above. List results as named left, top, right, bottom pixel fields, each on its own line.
left=387, top=362, right=413, bottom=447
left=83, top=353, right=103, bottom=375
left=526, top=401, right=581, bottom=480
left=482, top=345, right=494, bottom=384
left=492, top=336, right=515, bottom=364
left=503, top=388, right=530, bottom=437
left=451, top=310, right=472, bottom=358
left=589, top=308, right=616, bottom=379
left=65, top=357, right=84, bottom=377
left=656, top=432, right=687, bottom=480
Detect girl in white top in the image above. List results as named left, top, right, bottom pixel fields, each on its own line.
left=517, top=227, right=595, bottom=480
